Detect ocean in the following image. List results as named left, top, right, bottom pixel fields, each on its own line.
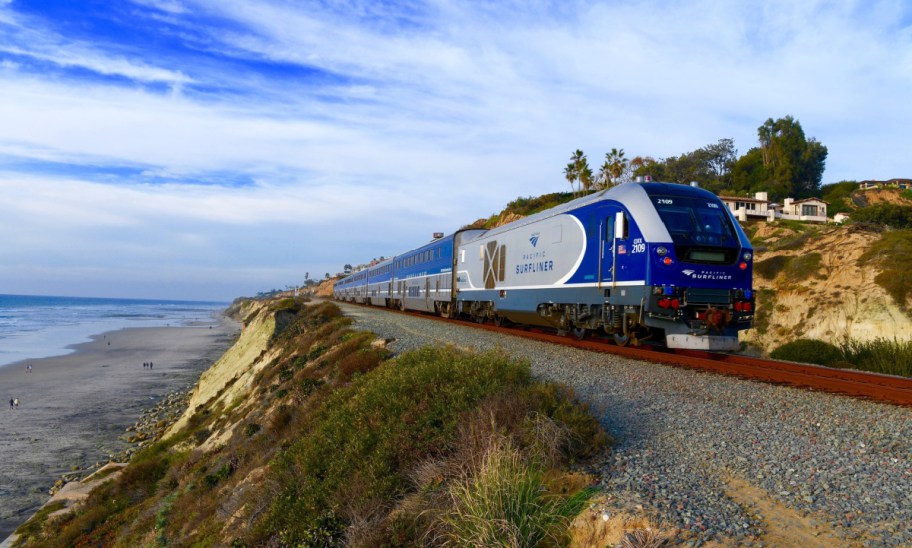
left=0, top=294, right=228, bottom=368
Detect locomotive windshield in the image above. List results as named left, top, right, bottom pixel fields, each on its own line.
left=651, top=194, right=740, bottom=263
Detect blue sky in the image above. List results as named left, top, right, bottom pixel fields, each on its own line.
left=1, top=0, right=910, bottom=301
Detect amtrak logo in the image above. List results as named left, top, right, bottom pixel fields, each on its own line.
left=529, top=232, right=540, bottom=247
left=682, top=269, right=732, bottom=280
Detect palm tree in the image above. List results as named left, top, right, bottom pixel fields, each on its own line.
left=565, top=149, right=591, bottom=196
left=605, top=148, right=628, bottom=186
left=564, top=162, right=578, bottom=195
left=597, top=160, right=612, bottom=189
left=580, top=164, right=594, bottom=193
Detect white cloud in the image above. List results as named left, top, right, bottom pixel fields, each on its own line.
left=1, top=0, right=912, bottom=298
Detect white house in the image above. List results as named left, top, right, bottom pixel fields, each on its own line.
left=719, top=192, right=777, bottom=222
left=780, top=198, right=828, bottom=223
left=834, top=212, right=851, bottom=224
left=719, top=192, right=829, bottom=223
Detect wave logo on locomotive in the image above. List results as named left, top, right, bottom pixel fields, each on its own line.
left=529, top=232, right=540, bottom=247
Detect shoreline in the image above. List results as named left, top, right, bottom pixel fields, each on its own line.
left=0, top=317, right=241, bottom=539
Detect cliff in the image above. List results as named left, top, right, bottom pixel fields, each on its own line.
left=12, top=297, right=608, bottom=546
left=743, top=222, right=911, bottom=353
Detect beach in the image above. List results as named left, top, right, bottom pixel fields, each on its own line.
left=0, top=318, right=240, bottom=539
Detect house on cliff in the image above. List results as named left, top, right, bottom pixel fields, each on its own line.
left=720, top=192, right=828, bottom=223
left=860, top=178, right=911, bottom=190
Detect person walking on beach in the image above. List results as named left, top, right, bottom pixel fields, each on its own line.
left=8, top=398, right=12, bottom=410
left=27, top=363, right=32, bottom=373
left=13, top=398, right=19, bottom=409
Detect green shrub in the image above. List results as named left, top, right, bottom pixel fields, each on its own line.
left=851, top=204, right=912, bottom=229
left=261, top=347, right=533, bottom=544
left=840, top=338, right=912, bottom=377
left=821, top=181, right=858, bottom=216
left=784, top=252, right=822, bottom=281
left=755, top=253, right=821, bottom=282
left=770, top=339, right=843, bottom=366
left=754, top=255, right=790, bottom=279
left=13, top=500, right=67, bottom=541
left=772, top=229, right=817, bottom=251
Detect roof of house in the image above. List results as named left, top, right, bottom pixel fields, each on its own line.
left=718, top=196, right=769, bottom=203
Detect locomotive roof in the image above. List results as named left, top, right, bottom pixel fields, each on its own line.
left=467, top=181, right=714, bottom=242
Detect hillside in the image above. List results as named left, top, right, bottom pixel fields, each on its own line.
left=12, top=297, right=611, bottom=546
left=742, top=221, right=911, bottom=353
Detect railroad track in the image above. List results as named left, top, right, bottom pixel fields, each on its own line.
left=341, top=301, right=912, bottom=407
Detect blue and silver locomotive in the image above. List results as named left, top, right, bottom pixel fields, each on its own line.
left=334, top=181, right=754, bottom=350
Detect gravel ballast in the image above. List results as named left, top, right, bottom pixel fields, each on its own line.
left=340, top=303, right=912, bottom=547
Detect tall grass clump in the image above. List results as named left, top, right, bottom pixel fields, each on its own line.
left=440, top=435, right=591, bottom=547
left=840, top=338, right=912, bottom=377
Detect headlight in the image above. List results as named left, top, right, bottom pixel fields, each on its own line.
left=656, top=246, right=668, bottom=256
left=743, top=252, right=753, bottom=261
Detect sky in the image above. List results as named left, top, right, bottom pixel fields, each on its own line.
left=1, top=0, right=910, bottom=301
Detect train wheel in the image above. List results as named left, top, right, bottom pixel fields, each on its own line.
left=438, top=303, right=451, bottom=319
left=493, top=315, right=505, bottom=327
left=399, top=300, right=406, bottom=311
left=613, top=333, right=630, bottom=346
left=571, top=326, right=590, bottom=340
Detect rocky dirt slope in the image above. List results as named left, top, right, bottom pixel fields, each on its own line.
left=742, top=222, right=911, bottom=354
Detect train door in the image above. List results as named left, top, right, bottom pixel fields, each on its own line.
left=425, top=278, right=431, bottom=310
left=601, top=211, right=628, bottom=287
left=601, top=214, right=616, bottom=286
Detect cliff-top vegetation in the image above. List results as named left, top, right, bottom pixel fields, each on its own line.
left=14, top=299, right=608, bottom=547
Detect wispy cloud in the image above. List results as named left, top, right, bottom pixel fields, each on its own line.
left=1, top=0, right=911, bottom=298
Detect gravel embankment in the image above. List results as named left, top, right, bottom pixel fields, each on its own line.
left=340, top=303, right=912, bottom=547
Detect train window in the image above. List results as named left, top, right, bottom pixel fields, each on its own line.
left=605, top=217, right=614, bottom=241
left=617, top=212, right=629, bottom=239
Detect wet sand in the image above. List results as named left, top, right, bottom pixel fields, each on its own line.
left=0, top=317, right=240, bottom=539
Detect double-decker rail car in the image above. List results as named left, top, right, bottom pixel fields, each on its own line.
left=333, top=182, right=753, bottom=351
left=365, top=259, right=394, bottom=306
left=390, top=230, right=485, bottom=314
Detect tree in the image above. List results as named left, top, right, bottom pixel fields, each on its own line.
left=325, top=273, right=330, bottom=279
left=604, top=148, right=628, bottom=185
left=580, top=164, right=594, bottom=192
left=563, top=150, right=591, bottom=196
left=742, top=115, right=828, bottom=199
left=563, top=162, right=576, bottom=194
left=596, top=160, right=612, bottom=189
left=698, top=139, right=738, bottom=183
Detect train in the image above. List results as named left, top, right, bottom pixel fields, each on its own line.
left=333, top=181, right=755, bottom=350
